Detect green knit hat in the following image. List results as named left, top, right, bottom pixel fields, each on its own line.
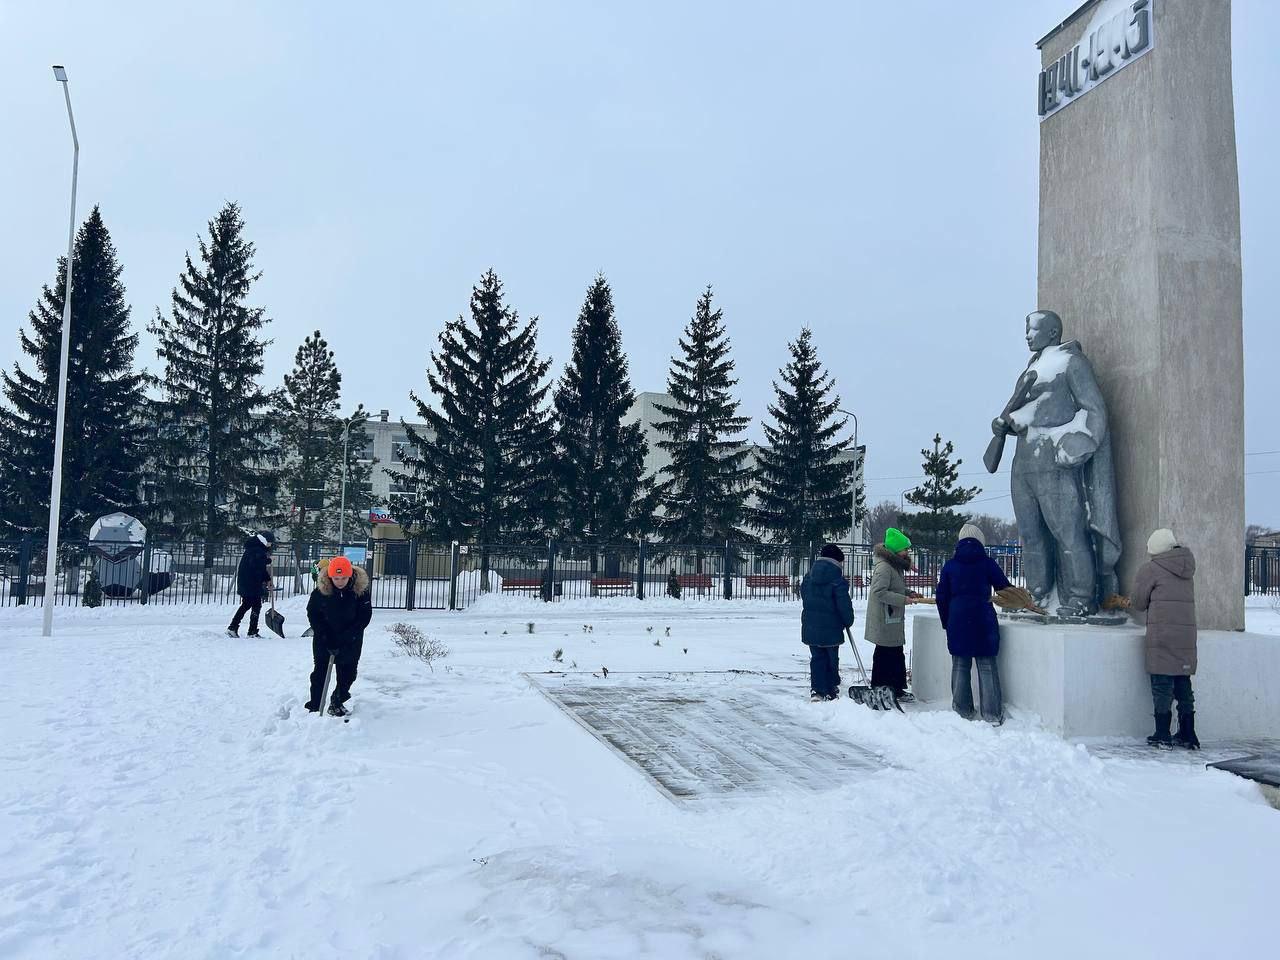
left=884, top=528, right=912, bottom=553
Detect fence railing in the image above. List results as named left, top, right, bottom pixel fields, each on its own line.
left=4, top=537, right=1269, bottom=611
left=1246, top=545, right=1280, bottom=597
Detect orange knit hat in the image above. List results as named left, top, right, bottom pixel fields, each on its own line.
left=327, top=556, right=353, bottom=579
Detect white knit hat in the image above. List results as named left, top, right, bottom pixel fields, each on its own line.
left=958, top=523, right=986, bottom=546
left=1147, top=528, right=1178, bottom=555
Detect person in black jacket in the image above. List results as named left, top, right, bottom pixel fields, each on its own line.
left=305, top=556, right=373, bottom=716
left=227, top=531, right=275, bottom=638
left=799, top=543, right=856, bottom=701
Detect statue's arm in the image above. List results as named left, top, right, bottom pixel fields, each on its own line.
left=1068, top=356, right=1109, bottom=447
left=993, top=370, right=1034, bottom=436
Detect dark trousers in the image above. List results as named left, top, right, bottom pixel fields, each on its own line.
left=309, top=638, right=363, bottom=707
left=1150, top=674, right=1194, bottom=714
left=809, top=646, right=840, bottom=698
left=871, top=645, right=907, bottom=696
left=230, top=595, right=262, bottom=633
left=952, top=655, right=1003, bottom=723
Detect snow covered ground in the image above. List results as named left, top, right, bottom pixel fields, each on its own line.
left=2, top=595, right=1278, bottom=959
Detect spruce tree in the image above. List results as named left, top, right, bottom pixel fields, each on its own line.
left=653, top=287, right=754, bottom=545
left=337, top=414, right=376, bottom=543
left=752, top=327, right=858, bottom=551
left=390, top=270, right=556, bottom=559
left=0, top=206, right=147, bottom=539
left=552, top=275, right=648, bottom=550
left=901, top=433, right=981, bottom=547
left=276, top=331, right=353, bottom=544
left=148, top=202, right=280, bottom=577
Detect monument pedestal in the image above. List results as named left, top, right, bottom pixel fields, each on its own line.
left=912, top=617, right=1280, bottom=740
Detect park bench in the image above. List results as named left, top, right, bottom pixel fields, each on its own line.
left=676, top=573, right=715, bottom=592
left=744, top=575, right=793, bottom=595
left=591, top=577, right=634, bottom=597
left=904, top=573, right=937, bottom=591
left=501, top=577, right=544, bottom=594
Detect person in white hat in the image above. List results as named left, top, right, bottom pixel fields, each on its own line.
left=1122, top=528, right=1199, bottom=749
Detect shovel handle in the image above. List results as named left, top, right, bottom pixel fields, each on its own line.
left=317, top=654, right=335, bottom=717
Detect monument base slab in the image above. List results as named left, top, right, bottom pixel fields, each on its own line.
left=912, top=618, right=1280, bottom=740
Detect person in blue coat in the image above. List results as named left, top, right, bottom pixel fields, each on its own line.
left=935, top=523, right=1012, bottom=724
left=800, top=543, right=856, bottom=701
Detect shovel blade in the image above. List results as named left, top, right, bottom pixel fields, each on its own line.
left=265, top=608, right=285, bottom=638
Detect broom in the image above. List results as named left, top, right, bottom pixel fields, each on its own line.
left=993, top=585, right=1047, bottom=616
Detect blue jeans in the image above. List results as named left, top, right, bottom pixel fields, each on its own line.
left=809, top=646, right=840, bottom=698
left=1150, top=674, right=1194, bottom=714
left=952, top=655, right=1003, bottom=724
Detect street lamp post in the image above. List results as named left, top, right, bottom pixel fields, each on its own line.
left=835, top=408, right=860, bottom=546
left=43, top=66, right=79, bottom=638
left=338, top=412, right=374, bottom=548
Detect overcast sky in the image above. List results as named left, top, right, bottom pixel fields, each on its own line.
left=2, top=0, right=1277, bottom=525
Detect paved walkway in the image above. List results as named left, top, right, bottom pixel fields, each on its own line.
left=528, top=671, right=885, bottom=801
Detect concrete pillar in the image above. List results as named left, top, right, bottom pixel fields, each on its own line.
left=1036, top=0, right=1244, bottom=629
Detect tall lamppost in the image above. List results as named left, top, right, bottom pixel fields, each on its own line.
left=338, top=411, right=374, bottom=548
left=43, top=66, right=79, bottom=638
left=835, top=408, right=860, bottom=546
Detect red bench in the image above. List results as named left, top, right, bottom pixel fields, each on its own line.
left=500, top=577, right=543, bottom=593
left=676, top=574, right=715, bottom=591
left=745, top=575, right=792, bottom=595
left=591, top=577, right=634, bottom=597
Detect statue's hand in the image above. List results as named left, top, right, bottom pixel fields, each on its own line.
left=1055, top=432, right=1096, bottom=467
left=991, top=417, right=1009, bottom=437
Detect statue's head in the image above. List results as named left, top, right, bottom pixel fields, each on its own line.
left=1025, top=310, right=1063, bottom=352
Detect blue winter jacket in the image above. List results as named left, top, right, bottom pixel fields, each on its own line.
left=800, top=557, right=855, bottom=647
left=935, top=539, right=1012, bottom=658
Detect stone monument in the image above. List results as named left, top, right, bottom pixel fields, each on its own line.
left=910, top=0, right=1270, bottom=740
left=986, top=310, right=1122, bottom=619
left=1036, top=0, right=1244, bottom=630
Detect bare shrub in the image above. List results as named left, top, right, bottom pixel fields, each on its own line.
left=388, top=622, right=449, bottom=670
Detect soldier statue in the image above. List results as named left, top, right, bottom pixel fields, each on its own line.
left=986, top=310, right=1122, bottom=618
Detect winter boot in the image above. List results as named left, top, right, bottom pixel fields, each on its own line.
left=810, top=691, right=824, bottom=703
left=1146, top=711, right=1174, bottom=748
left=328, top=700, right=348, bottom=717
left=1174, top=710, right=1200, bottom=750
left=246, top=630, right=262, bottom=638
left=303, top=701, right=320, bottom=713
left=226, top=626, right=239, bottom=638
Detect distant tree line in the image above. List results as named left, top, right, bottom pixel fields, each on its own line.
left=0, top=203, right=875, bottom=553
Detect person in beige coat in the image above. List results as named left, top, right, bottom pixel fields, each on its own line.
left=865, top=527, right=924, bottom=699
left=1127, top=528, right=1199, bottom=749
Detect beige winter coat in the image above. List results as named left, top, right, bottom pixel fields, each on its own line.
left=865, top=545, right=911, bottom=647
left=1131, top=547, right=1197, bottom=676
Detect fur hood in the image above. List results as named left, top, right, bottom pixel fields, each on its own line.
left=874, top=543, right=913, bottom=572
left=316, top=564, right=370, bottom=596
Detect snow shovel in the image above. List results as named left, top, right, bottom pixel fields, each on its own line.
left=845, top=628, right=902, bottom=713
left=264, top=590, right=286, bottom=638
left=316, top=652, right=335, bottom=718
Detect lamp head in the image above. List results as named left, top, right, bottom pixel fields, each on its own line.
left=52, top=65, right=68, bottom=82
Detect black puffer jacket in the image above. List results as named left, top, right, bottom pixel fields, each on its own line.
left=236, top=536, right=273, bottom=598
left=306, top=565, right=373, bottom=649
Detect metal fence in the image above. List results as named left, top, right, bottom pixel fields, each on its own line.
left=4, top=536, right=1268, bottom=611
left=1246, top=545, right=1280, bottom=596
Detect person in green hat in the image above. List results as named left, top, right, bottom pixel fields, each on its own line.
left=865, top=527, right=923, bottom=699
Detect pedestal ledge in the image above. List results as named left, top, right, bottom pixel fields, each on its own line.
left=912, top=617, right=1280, bottom=740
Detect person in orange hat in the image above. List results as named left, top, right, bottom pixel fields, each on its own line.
left=304, top=555, right=372, bottom=716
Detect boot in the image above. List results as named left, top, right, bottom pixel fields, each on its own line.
left=1147, top=711, right=1173, bottom=748
left=328, top=700, right=348, bottom=718
left=1174, top=710, right=1200, bottom=750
